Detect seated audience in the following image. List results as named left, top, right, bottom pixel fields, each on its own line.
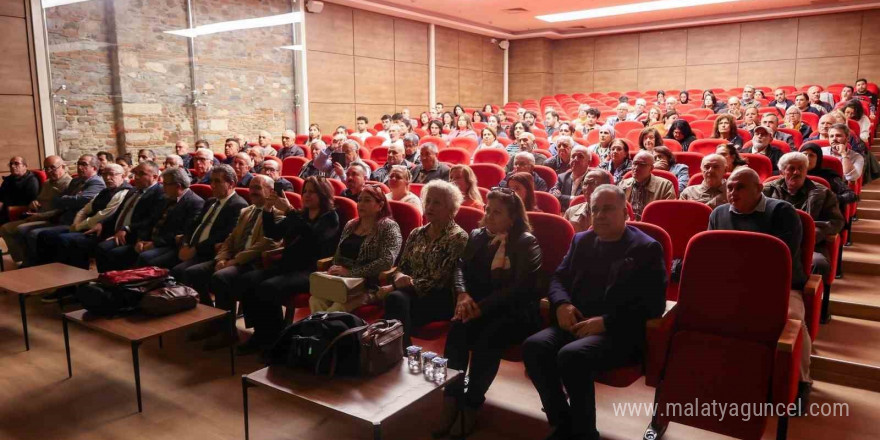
left=137, top=149, right=157, bottom=164
left=573, top=106, right=599, bottom=134
left=278, top=129, right=305, bottom=160
left=799, top=143, right=857, bottom=207
left=724, top=96, right=743, bottom=118
left=317, top=138, right=369, bottom=181
left=257, top=130, right=278, bottom=157
left=352, top=116, right=372, bottom=143
left=170, top=164, right=248, bottom=274
left=544, top=111, right=560, bottom=137
left=478, top=127, right=503, bottom=151
left=231, top=153, right=254, bottom=188
left=740, top=85, right=760, bottom=109
left=449, top=164, right=484, bottom=210
left=549, top=122, right=578, bottom=152
left=0, top=156, right=40, bottom=223
left=379, top=180, right=468, bottom=346
left=638, top=126, right=663, bottom=152
left=552, top=146, right=592, bottom=210
left=739, top=106, right=759, bottom=131
left=822, top=123, right=864, bottom=183
left=708, top=167, right=812, bottom=408
left=116, top=156, right=133, bottom=179
left=645, top=107, right=664, bottom=133
left=308, top=185, right=402, bottom=312
left=341, top=163, right=370, bottom=203
left=445, top=114, right=479, bottom=142
left=854, top=78, right=878, bottom=117
left=192, top=148, right=216, bottom=183
left=842, top=99, right=872, bottom=144
left=306, top=123, right=322, bottom=146
left=703, top=93, right=726, bottom=114
left=651, top=146, right=689, bottom=193
left=716, top=143, right=748, bottom=173
left=506, top=172, right=539, bottom=212
left=665, top=119, right=696, bottom=151
left=760, top=113, right=795, bottom=150
left=587, top=125, right=614, bottom=162
left=744, top=126, right=783, bottom=174
left=544, top=136, right=573, bottom=175
left=563, top=169, right=612, bottom=233
left=506, top=122, right=531, bottom=155
left=381, top=123, right=404, bottom=147
left=427, top=120, right=444, bottom=138
left=299, top=141, right=327, bottom=179
left=386, top=165, right=422, bottom=212
left=175, top=141, right=193, bottom=168
left=435, top=187, right=542, bottom=439
left=771, top=88, right=795, bottom=111
left=795, top=92, right=822, bottom=116
left=260, top=159, right=294, bottom=192
left=93, top=161, right=166, bottom=272
left=599, top=139, right=632, bottom=184
left=180, top=175, right=283, bottom=348
left=247, top=146, right=265, bottom=174
left=618, top=151, right=676, bottom=220
left=500, top=152, right=548, bottom=192
left=604, top=103, right=629, bottom=127
left=808, top=86, right=832, bottom=114
left=164, top=154, right=186, bottom=172
left=411, top=143, right=450, bottom=183
left=486, top=115, right=507, bottom=139
left=523, top=184, right=666, bottom=440
left=223, top=138, right=241, bottom=164
left=629, top=98, right=647, bottom=121
left=712, top=114, right=743, bottom=148
left=813, top=111, right=866, bottom=155
left=680, top=153, right=728, bottom=208
left=507, top=132, right=547, bottom=171
left=372, top=141, right=410, bottom=184
left=403, top=133, right=421, bottom=165
left=134, top=167, right=205, bottom=268
left=781, top=106, right=812, bottom=140
left=96, top=151, right=114, bottom=170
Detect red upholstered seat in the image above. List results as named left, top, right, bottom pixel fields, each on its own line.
left=641, top=200, right=712, bottom=300
left=283, top=191, right=302, bottom=209
left=534, top=191, right=561, bottom=215
left=647, top=231, right=801, bottom=440
left=370, top=147, right=389, bottom=165
left=454, top=205, right=484, bottom=233
left=409, top=183, right=423, bottom=197
left=333, top=196, right=358, bottom=226
left=234, top=188, right=251, bottom=203
left=190, top=183, right=212, bottom=200
left=672, top=151, right=703, bottom=178
left=437, top=147, right=471, bottom=165
left=661, top=138, right=682, bottom=151
left=449, top=137, right=478, bottom=153
left=471, top=163, right=506, bottom=189
left=533, top=165, right=558, bottom=189
left=365, top=181, right=390, bottom=193
left=282, top=156, right=308, bottom=176
left=740, top=153, right=774, bottom=180
left=282, top=176, right=303, bottom=193
left=419, top=135, right=447, bottom=149
left=687, top=138, right=727, bottom=155
left=326, top=178, right=346, bottom=196
left=473, top=148, right=510, bottom=167
left=389, top=200, right=423, bottom=245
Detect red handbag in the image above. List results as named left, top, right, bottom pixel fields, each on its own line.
left=97, top=266, right=170, bottom=286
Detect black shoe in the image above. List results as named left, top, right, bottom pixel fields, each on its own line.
left=235, top=336, right=265, bottom=356
left=643, top=422, right=667, bottom=440
left=449, top=407, right=477, bottom=440
left=544, top=425, right=571, bottom=440
left=793, top=382, right=812, bottom=416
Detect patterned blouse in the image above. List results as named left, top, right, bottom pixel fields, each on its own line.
left=396, top=221, right=469, bottom=297
left=333, top=217, right=402, bottom=283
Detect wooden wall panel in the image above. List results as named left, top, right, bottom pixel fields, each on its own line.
left=395, top=62, right=428, bottom=106
left=686, top=63, right=738, bottom=90
left=435, top=26, right=459, bottom=68
left=310, top=103, right=355, bottom=130
left=594, top=34, right=639, bottom=70
left=394, top=19, right=427, bottom=65
left=638, top=30, right=687, bottom=68
left=459, top=69, right=483, bottom=107
left=509, top=38, right=552, bottom=73
left=482, top=44, right=503, bottom=73
left=738, top=60, right=796, bottom=88
left=553, top=38, right=594, bottom=73
left=553, top=72, right=592, bottom=95
left=308, top=51, right=354, bottom=103
left=354, top=57, right=394, bottom=104
left=305, top=3, right=353, bottom=55
left=0, top=0, right=24, bottom=17
left=0, top=17, right=32, bottom=95
left=739, top=18, right=798, bottom=62
left=436, top=66, right=459, bottom=106
left=795, top=56, right=859, bottom=86
left=458, top=33, right=483, bottom=71
left=509, top=73, right=552, bottom=102
left=352, top=10, right=394, bottom=59
left=0, top=95, right=39, bottom=169
left=638, top=67, right=685, bottom=92
left=858, top=55, right=880, bottom=82
left=482, top=72, right=504, bottom=106
left=860, top=11, right=880, bottom=56
left=593, top=69, right=637, bottom=93
left=797, top=13, right=861, bottom=59
left=687, top=24, right=740, bottom=65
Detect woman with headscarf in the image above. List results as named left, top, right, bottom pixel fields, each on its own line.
left=799, top=143, right=858, bottom=208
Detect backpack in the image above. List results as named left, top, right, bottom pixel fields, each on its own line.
left=265, top=312, right=366, bottom=376
left=76, top=268, right=173, bottom=317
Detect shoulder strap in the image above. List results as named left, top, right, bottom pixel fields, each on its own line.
left=314, top=323, right=370, bottom=376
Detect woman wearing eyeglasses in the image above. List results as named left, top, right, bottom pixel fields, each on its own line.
left=434, top=187, right=542, bottom=438
left=0, top=157, right=40, bottom=223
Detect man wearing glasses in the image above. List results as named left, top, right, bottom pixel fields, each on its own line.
left=137, top=149, right=157, bottom=164
left=20, top=154, right=106, bottom=268
left=192, top=148, right=216, bottom=184
left=0, top=156, right=40, bottom=223
left=259, top=160, right=294, bottom=192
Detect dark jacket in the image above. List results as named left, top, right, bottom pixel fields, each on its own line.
left=54, top=174, right=106, bottom=225
left=236, top=172, right=253, bottom=188
left=499, top=171, right=549, bottom=192
left=184, top=192, right=248, bottom=258
left=454, top=228, right=542, bottom=323
left=278, top=145, right=305, bottom=160
left=411, top=162, right=450, bottom=184
left=152, top=189, right=205, bottom=248
left=551, top=169, right=584, bottom=210
left=262, top=208, right=340, bottom=270
left=102, top=183, right=166, bottom=241
left=544, top=155, right=570, bottom=175
left=274, top=178, right=294, bottom=193
left=763, top=178, right=844, bottom=245
left=0, top=171, right=40, bottom=219
left=548, top=226, right=667, bottom=342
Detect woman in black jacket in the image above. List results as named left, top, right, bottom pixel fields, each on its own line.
left=434, top=187, right=543, bottom=439
left=238, top=176, right=341, bottom=354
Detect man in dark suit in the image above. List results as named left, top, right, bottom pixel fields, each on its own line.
left=134, top=167, right=205, bottom=268
left=171, top=164, right=247, bottom=280
left=551, top=146, right=593, bottom=210
left=93, top=161, right=166, bottom=272
left=523, top=184, right=667, bottom=440
left=410, top=143, right=449, bottom=183
left=231, top=153, right=254, bottom=188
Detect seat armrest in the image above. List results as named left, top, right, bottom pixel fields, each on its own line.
left=539, top=297, right=551, bottom=327
left=261, top=248, right=284, bottom=268
left=7, top=206, right=27, bottom=221
left=378, top=267, right=397, bottom=285
left=317, top=257, right=333, bottom=271
left=644, top=303, right=678, bottom=387
left=799, top=275, right=823, bottom=341
left=773, top=319, right=803, bottom=405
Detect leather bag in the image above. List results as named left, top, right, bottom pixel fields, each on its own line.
left=316, top=319, right=404, bottom=377
left=139, top=282, right=199, bottom=316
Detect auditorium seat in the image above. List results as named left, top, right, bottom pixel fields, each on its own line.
left=533, top=165, right=558, bottom=189
left=471, top=163, right=506, bottom=189
left=449, top=137, right=478, bottom=153
left=388, top=200, right=423, bottom=245
left=419, top=135, right=447, bottom=149
left=283, top=191, right=303, bottom=210
left=661, top=138, right=683, bottom=151
left=454, top=205, right=484, bottom=233
left=190, top=183, right=213, bottom=200
left=370, top=146, right=389, bottom=166
left=364, top=136, right=385, bottom=151
left=282, top=156, right=308, bottom=176
left=614, top=121, right=643, bottom=136
left=534, top=191, right=561, bottom=215
left=327, top=178, right=346, bottom=196
left=688, top=138, right=727, bottom=155
left=234, top=187, right=251, bottom=203
left=672, top=152, right=705, bottom=178
left=282, top=176, right=303, bottom=193
left=365, top=181, right=390, bottom=193
left=473, top=148, right=510, bottom=167
left=437, top=147, right=470, bottom=165
left=740, top=153, right=774, bottom=180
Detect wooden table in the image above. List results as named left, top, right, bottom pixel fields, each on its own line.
left=0, top=263, right=97, bottom=350
left=63, top=304, right=235, bottom=412
left=242, top=361, right=461, bottom=440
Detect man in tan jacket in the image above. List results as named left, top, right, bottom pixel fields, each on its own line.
left=618, top=151, right=676, bottom=220
left=183, top=174, right=282, bottom=349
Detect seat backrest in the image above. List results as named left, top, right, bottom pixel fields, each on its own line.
left=327, top=178, right=346, bottom=196
left=283, top=191, right=303, bottom=210
left=449, top=137, right=478, bottom=153
left=534, top=191, right=561, bottom=214
left=821, top=155, right=844, bottom=177
left=641, top=200, right=712, bottom=259
left=687, top=138, right=727, bottom=155
left=615, top=121, right=643, bottom=135
left=800, top=112, right=819, bottom=131
left=295, top=134, right=309, bottom=144
left=437, top=147, right=471, bottom=165
left=470, top=163, right=506, bottom=189
left=389, top=200, right=423, bottom=244
left=33, top=170, right=47, bottom=184
left=333, top=196, right=358, bottom=226
left=688, top=120, right=715, bottom=135
left=365, top=181, right=390, bottom=193
left=190, top=183, right=213, bottom=200
left=454, top=205, right=484, bottom=234
left=661, top=138, right=683, bottom=151
left=364, top=136, right=385, bottom=151
left=526, top=212, right=575, bottom=276
left=419, top=135, right=447, bottom=149
left=533, top=165, right=558, bottom=189
left=282, top=156, right=309, bottom=176
left=473, top=148, right=510, bottom=167
left=678, top=231, right=791, bottom=345
left=282, top=175, right=304, bottom=193
left=777, top=128, right=802, bottom=148
left=672, top=151, right=704, bottom=178
left=627, top=221, right=673, bottom=277
left=370, top=146, right=389, bottom=165
left=234, top=187, right=251, bottom=203
left=321, top=134, right=333, bottom=145
left=741, top=153, right=773, bottom=180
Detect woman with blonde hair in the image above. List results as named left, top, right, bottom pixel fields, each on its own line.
left=449, top=164, right=484, bottom=210
left=386, top=165, right=422, bottom=212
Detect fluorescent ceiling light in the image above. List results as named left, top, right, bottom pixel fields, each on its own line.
left=42, top=0, right=93, bottom=8
left=536, top=0, right=741, bottom=22
left=279, top=45, right=304, bottom=51
left=165, top=12, right=302, bottom=38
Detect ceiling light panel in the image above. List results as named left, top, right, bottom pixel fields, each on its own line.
left=536, top=0, right=742, bottom=22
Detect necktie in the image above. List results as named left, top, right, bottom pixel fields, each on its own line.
left=151, top=199, right=177, bottom=241
left=190, top=201, right=219, bottom=246
left=239, top=208, right=261, bottom=251
left=115, top=190, right=143, bottom=232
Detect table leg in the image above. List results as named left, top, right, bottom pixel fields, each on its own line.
left=63, top=317, right=72, bottom=377
left=228, top=311, right=236, bottom=375
left=18, top=294, right=29, bottom=351
left=131, top=341, right=143, bottom=413
left=158, top=335, right=163, bottom=349
left=373, top=423, right=382, bottom=440
left=242, top=376, right=254, bottom=440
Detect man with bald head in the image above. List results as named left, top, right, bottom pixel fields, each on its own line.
left=257, top=130, right=278, bottom=157
left=175, top=140, right=193, bottom=169
left=709, top=165, right=813, bottom=411
left=371, top=140, right=410, bottom=184
left=618, top=151, right=676, bottom=220
left=0, top=156, right=40, bottom=223
left=278, top=129, right=304, bottom=160
left=679, top=154, right=728, bottom=209
left=808, top=86, right=832, bottom=114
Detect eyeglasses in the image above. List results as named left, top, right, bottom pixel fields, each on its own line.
left=43, top=164, right=63, bottom=172
left=9, top=162, right=24, bottom=167
left=76, top=161, right=91, bottom=167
